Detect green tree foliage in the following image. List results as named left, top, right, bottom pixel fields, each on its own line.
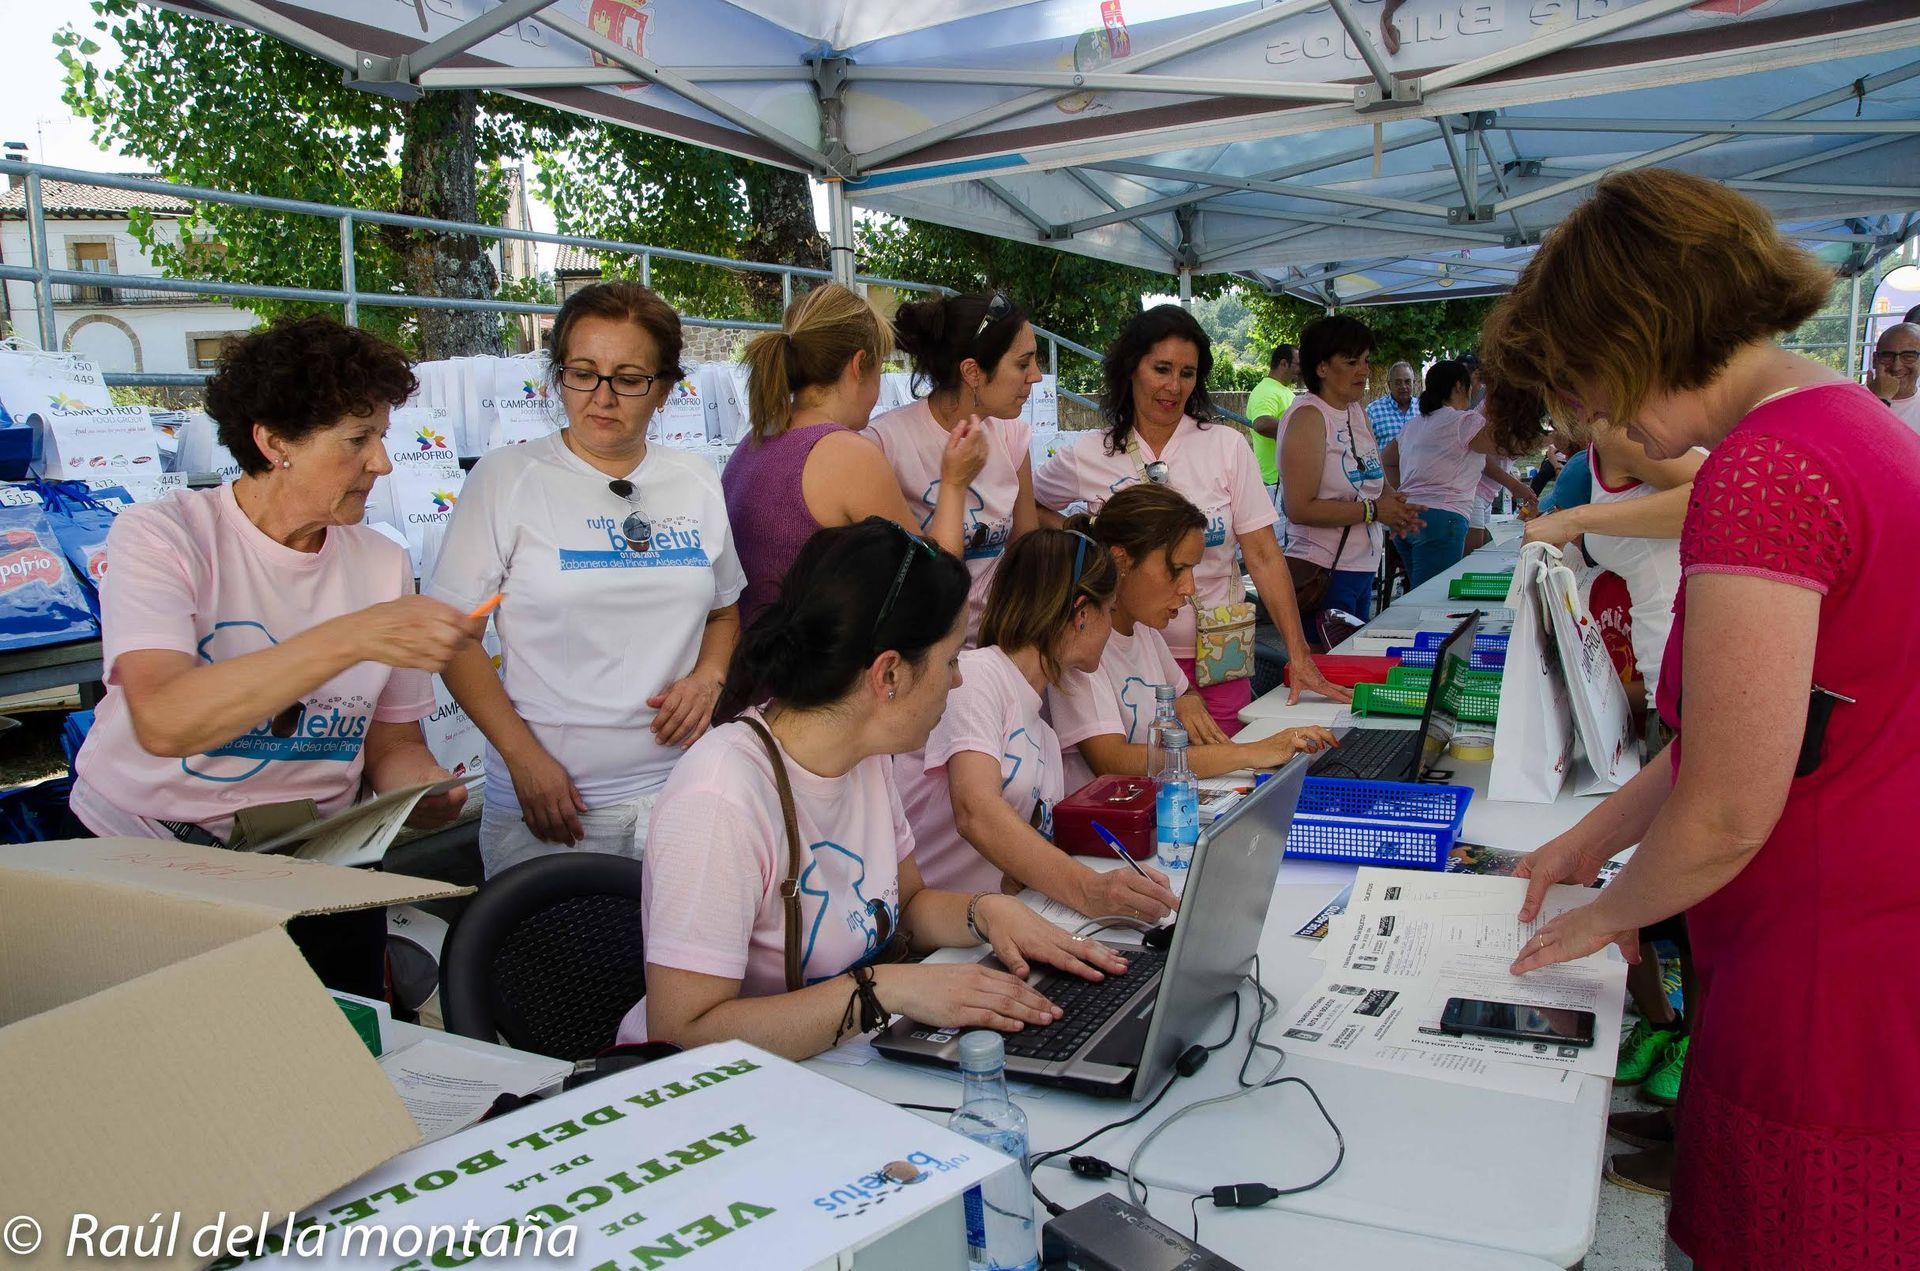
left=1242, top=290, right=1499, bottom=385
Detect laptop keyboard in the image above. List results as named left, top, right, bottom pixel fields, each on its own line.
left=1309, top=726, right=1412, bottom=781
left=1000, top=947, right=1168, bottom=1063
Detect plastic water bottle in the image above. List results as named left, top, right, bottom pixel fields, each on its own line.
left=948, top=1031, right=1038, bottom=1271
left=1144, top=683, right=1179, bottom=784
left=1154, top=726, right=1199, bottom=878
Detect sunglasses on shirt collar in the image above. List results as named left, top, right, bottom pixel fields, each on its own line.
left=608, top=479, right=652, bottom=552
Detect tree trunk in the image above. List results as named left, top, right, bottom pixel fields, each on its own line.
left=740, top=166, right=826, bottom=318
left=388, top=90, right=503, bottom=358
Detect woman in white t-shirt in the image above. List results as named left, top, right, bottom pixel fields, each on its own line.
left=896, top=528, right=1185, bottom=925
left=624, top=518, right=1125, bottom=1060
left=868, top=291, right=1042, bottom=642
left=1034, top=305, right=1348, bottom=732
left=430, top=283, right=747, bottom=876
left=1049, top=484, right=1338, bottom=793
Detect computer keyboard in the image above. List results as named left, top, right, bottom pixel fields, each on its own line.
left=1309, top=726, right=1413, bottom=780
left=1001, top=947, right=1168, bottom=1062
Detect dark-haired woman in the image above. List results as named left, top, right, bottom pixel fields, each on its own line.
left=1051, top=485, right=1338, bottom=792
left=1382, top=360, right=1538, bottom=587
left=1034, top=305, right=1344, bottom=731
left=71, top=316, right=475, bottom=842
left=896, top=529, right=1181, bottom=924
left=430, top=283, right=745, bottom=876
left=621, top=519, right=1126, bottom=1061
left=869, top=291, right=1042, bottom=641
left=1280, top=315, right=1425, bottom=625
left=725, top=283, right=987, bottom=627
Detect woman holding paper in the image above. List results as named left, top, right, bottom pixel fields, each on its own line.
left=868, top=290, right=1042, bottom=642
left=624, top=518, right=1126, bottom=1061
left=429, top=282, right=745, bottom=876
left=69, top=316, right=473, bottom=844
left=1497, top=170, right=1920, bottom=1271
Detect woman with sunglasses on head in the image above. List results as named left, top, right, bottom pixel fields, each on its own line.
left=725, top=283, right=990, bottom=627
left=1050, top=484, right=1339, bottom=793
left=1034, top=305, right=1346, bottom=733
left=1494, top=170, right=1920, bottom=1271
left=624, top=519, right=1125, bottom=1061
left=869, top=290, right=1042, bottom=642
left=429, top=282, right=745, bottom=876
left=1279, top=315, right=1425, bottom=629
left=894, top=529, right=1182, bottom=925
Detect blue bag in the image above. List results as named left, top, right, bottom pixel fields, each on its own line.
left=0, top=504, right=100, bottom=652
left=39, top=481, right=123, bottom=618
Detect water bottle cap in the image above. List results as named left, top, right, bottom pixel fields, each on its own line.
left=1155, top=684, right=1177, bottom=702
left=1162, top=727, right=1189, bottom=749
left=957, top=1029, right=1006, bottom=1071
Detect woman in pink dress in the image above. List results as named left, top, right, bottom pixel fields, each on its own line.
left=1496, top=169, right=1920, bottom=1269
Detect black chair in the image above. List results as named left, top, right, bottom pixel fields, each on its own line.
left=439, top=852, right=647, bottom=1061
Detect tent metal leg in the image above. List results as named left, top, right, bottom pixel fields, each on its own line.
left=827, top=180, right=856, bottom=289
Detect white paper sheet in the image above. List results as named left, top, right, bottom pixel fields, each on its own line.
left=378, top=1038, right=571, bottom=1144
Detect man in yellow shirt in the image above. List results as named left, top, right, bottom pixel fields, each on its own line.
left=1245, top=343, right=1296, bottom=506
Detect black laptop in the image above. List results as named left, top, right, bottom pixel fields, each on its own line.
left=1308, top=612, right=1480, bottom=783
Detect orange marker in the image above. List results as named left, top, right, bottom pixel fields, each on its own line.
left=468, top=593, right=504, bottom=621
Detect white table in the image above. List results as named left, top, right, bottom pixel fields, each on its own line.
left=807, top=867, right=1618, bottom=1268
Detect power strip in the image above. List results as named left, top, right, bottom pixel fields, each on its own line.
left=1039, top=1193, right=1242, bottom=1271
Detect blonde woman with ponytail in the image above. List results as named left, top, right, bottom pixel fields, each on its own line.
left=722, top=284, right=989, bottom=625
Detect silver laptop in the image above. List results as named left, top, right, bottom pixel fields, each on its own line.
left=873, top=757, right=1308, bottom=1099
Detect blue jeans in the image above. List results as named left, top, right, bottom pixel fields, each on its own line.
left=1324, top=569, right=1374, bottom=622
left=1398, top=510, right=1468, bottom=588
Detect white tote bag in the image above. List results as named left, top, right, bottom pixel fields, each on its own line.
left=0, top=347, right=111, bottom=426
left=1489, top=543, right=1577, bottom=803
left=1541, top=551, right=1642, bottom=791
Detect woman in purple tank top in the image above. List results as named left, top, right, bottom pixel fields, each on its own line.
left=722, top=284, right=987, bottom=626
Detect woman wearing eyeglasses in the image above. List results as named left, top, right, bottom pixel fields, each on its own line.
left=429, top=282, right=745, bottom=876
left=725, top=283, right=990, bottom=628
left=625, top=518, right=1125, bottom=1060
left=868, top=291, right=1042, bottom=643
left=1034, top=305, right=1346, bottom=734
left=893, top=529, right=1183, bottom=924
left=1279, top=315, right=1425, bottom=629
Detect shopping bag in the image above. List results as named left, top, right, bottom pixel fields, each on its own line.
left=0, top=347, right=111, bottom=427
left=1490, top=543, right=1576, bottom=804
left=0, top=505, right=100, bottom=651
left=1024, top=374, right=1059, bottom=429
left=1541, top=551, right=1641, bottom=790
left=386, top=406, right=460, bottom=472
left=422, top=674, right=485, bottom=781
left=654, top=369, right=706, bottom=447
left=483, top=356, right=563, bottom=450
left=385, top=467, right=466, bottom=578
left=701, top=362, right=751, bottom=444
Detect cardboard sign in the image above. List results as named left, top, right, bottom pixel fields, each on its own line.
left=242, top=1041, right=1007, bottom=1270
left=32, top=405, right=163, bottom=479
left=0, top=348, right=111, bottom=426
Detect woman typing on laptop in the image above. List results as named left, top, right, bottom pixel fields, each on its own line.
left=623, top=519, right=1125, bottom=1061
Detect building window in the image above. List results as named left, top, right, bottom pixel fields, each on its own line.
left=190, top=335, right=237, bottom=369
left=69, top=240, right=116, bottom=303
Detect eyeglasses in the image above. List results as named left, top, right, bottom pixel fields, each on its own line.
left=871, top=522, right=940, bottom=657
left=1142, top=459, right=1170, bottom=485
left=1873, top=350, right=1920, bottom=367
left=971, top=291, right=1012, bottom=346
left=558, top=366, right=663, bottom=397
left=608, top=479, right=653, bottom=551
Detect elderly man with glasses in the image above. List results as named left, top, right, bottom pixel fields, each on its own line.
left=1365, top=361, right=1419, bottom=446
left=1871, top=323, right=1920, bottom=434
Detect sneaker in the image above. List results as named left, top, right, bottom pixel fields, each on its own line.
left=1642, top=1034, right=1690, bottom=1105
left=1615, top=1018, right=1680, bottom=1085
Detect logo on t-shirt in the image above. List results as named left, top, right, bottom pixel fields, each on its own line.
left=1117, top=676, right=1168, bottom=743
left=1203, top=506, right=1228, bottom=548
left=918, top=481, right=1008, bottom=561
left=798, top=841, right=899, bottom=985
left=562, top=514, right=713, bottom=571
left=181, top=621, right=373, bottom=782
left=1001, top=727, right=1050, bottom=836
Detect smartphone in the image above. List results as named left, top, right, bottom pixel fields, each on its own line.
left=1440, top=997, right=1596, bottom=1048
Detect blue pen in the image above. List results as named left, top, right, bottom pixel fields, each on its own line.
left=1090, top=821, right=1153, bottom=880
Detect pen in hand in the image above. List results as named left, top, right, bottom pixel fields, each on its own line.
left=1091, top=821, right=1153, bottom=880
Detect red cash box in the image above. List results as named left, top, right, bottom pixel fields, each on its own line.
left=1053, top=774, right=1156, bottom=860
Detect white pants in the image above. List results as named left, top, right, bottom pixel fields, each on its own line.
left=478, top=796, right=655, bottom=879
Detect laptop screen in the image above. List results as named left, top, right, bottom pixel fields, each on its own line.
left=1419, top=612, right=1481, bottom=767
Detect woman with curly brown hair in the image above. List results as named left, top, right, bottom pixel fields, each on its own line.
left=70, top=316, right=477, bottom=844
left=1497, top=169, right=1920, bottom=1270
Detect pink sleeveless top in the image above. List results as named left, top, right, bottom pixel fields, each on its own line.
left=1280, top=393, right=1383, bottom=573
left=721, top=420, right=846, bottom=625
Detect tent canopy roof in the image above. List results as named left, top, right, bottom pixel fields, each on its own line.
left=165, top=0, right=1920, bottom=303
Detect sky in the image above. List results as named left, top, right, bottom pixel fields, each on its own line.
left=0, top=1, right=128, bottom=170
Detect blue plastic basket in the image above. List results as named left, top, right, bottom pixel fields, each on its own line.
left=1284, top=777, right=1474, bottom=871
left=1384, top=644, right=1507, bottom=671
left=1412, top=629, right=1509, bottom=652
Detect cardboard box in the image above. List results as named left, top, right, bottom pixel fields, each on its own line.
left=0, top=838, right=471, bottom=1269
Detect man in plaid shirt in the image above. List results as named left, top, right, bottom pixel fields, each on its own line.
left=1365, top=361, right=1417, bottom=445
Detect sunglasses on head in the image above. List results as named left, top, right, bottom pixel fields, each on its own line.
left=871, top=523, right=940, bottom=657
left=971, top=291, right=1012, bottom=346
left=608, top=479, right=652, bottom=552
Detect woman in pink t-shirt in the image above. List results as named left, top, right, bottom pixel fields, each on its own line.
left=869, top=291, right=1042, bottom=642
left=70, top=317, right=477, bottom=844
left=628, top=518, right=1125, bottom=1060
left=1049, top=484, right=1337, bottom=791
left=1033, top=305, right=1347, bottom=733
left=896, top=528, right=1184, bottom=925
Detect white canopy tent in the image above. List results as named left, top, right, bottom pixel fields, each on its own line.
left=160, top=0, right=1920, bottom=304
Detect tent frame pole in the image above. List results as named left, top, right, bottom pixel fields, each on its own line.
left=828, top=181, right=857, bottom=288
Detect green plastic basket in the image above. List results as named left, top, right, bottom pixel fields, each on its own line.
left=1447, top=571, right=1514, bottom=601
left=1351, top=674, right=1501, bottom=725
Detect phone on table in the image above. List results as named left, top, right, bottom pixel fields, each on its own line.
left=1440, top=997, right=1596, bottom=1048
